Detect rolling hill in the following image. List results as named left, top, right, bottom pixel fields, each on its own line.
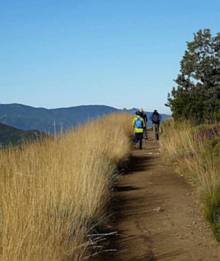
left=0, top=103, right=171, bottom=134
left=0, top=122, right=46, bottom=147
left=0, top=104, right=119, bottom=134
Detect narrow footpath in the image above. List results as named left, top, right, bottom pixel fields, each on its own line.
left=103, top=133, right=220, bottom=261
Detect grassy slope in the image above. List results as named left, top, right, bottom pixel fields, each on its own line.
left=0, top=113, right=132, bottom=261
left=160, top=120, right=220, bottom=239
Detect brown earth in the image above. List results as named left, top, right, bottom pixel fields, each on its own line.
left=98, top=134, right=220, bottom=261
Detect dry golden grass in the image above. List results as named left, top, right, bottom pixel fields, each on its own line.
left=0, top=113, right=132, bottom=261
left=160, top=121, right=219, bottom=192
left=160, top=120, right=220, bottom=237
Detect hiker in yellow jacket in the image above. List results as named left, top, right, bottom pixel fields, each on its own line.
left=133, top=111, right=145, bottom=150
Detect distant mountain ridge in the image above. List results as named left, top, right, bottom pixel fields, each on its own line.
left=0, top=103, right=119, bottom=134
left=0, top=103, right=171, bottom=134
left=0, top=122, right=45, bottom=147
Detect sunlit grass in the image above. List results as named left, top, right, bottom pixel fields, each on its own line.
left=0, top=113, right=132, bottom=260
left=160, top=120, right=220, bottom=239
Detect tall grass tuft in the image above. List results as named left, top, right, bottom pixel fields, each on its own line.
left=160, top=120, right=220, bottom=239
left=0, top=113, right=132, bottom=260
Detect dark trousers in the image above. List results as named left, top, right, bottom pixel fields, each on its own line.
left=153, top=123, right=160, bottom=140
left=134, top=133, right=143, bottom=149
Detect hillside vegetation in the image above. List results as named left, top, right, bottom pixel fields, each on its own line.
left=0, top=123, right=45, bottom=147
left=160, top=120, right=220, bottom=238
left=163, top=28, right=220, bottom=238
left=0, top=113, right=132, bottom=261
left=167, top=29, right=220, bottom=123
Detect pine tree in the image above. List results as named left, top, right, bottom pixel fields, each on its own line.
left=168, top=29, right=220, bottom=123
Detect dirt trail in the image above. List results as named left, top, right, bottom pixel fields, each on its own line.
left=102, top=134, right=220, bottom=261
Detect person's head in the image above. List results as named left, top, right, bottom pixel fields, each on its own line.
left=136, top=110, right=141, bottom=116
left=154, top=110, right=158, bottom=113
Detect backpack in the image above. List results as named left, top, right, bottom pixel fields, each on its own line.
left=152, top=113, right=160, bottom=123
left=135, top=117, right=143, bottom=128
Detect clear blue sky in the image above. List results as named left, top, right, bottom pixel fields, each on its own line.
left=1, top=0, right=220, bottom=113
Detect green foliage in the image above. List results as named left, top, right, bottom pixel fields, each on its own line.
left=168, top=29, right=220, bottom=123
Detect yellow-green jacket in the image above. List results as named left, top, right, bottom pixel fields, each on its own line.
left=133, top=115, right=144, bottom=133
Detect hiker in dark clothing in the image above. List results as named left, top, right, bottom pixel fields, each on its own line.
left=151, top=110, right=161, bottom=140
left=139, top=108, right=148, bottom=139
